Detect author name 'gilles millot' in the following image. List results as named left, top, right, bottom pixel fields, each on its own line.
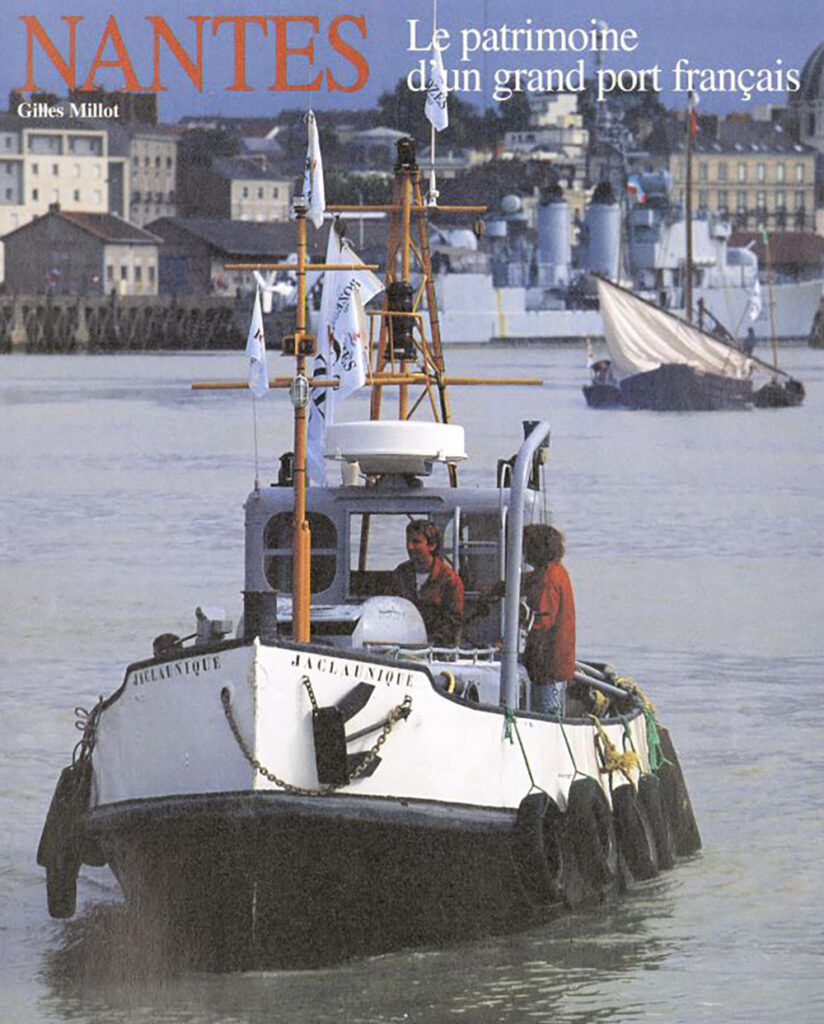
left=17, top=101, right=120, bottom=119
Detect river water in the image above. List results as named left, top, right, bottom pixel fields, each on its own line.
left=1, top=345, right=823, bottom=1023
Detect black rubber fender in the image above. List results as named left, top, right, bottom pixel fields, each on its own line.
left=45, top=846, right=81, bottom=918
left=565, top=777, right=618, bottom=889
left=637, top=772, right=676, bottom=870
left=657, top=727, right=702, bottom=855
left=37, top=761, right=94, bottom=919
left=512, top=792, right=565, bottom=904
left=611, top=783, right=659, bottom=881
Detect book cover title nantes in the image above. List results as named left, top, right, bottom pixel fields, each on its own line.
left=4, top=3, right=806, bottom=118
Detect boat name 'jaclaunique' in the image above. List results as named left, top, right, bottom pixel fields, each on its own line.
left=131, top=655, right=222, bottom=686
left=290, top=652, right=417, bottom=687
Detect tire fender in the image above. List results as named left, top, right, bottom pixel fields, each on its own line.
left=657, top=727, right=702, bottom=855
left=611, top=783, right=659, bottom=881
left=513, top=792, right=565, bottom=904
left=37, top=761, right=94, bottom=919
left=637, top=772, right=676, bottom=870
left=565, top=777, right=618, bottom=889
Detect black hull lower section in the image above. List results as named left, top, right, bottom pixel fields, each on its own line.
left=91, top=794, right=537, bottom=968
left=584, top=364, right=753, bottom=411
left=75, top=725, right=700, bottom=969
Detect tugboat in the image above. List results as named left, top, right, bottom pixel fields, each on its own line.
left=38, top=139, right=701, bottom=968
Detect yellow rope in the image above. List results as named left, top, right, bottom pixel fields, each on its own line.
left=591, top=690, right=610, bottom=717
left=614, top=675, right=658, bottom=722
left=590, top=715, right=640, bottom=785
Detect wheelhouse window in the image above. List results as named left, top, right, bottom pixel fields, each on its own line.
left=348, top=513, right=432, bottom=597
left=264, top=512, right=337, bottom=594
left=346, top=509, right=501, bottom=611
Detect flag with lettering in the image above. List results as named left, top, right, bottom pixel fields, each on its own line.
left=303, top=110, right=325, bottom=230
left=425, top=37, right=449, bottom=132
left=245, top=287, right=268, bottom=398
left=307, top=225, right=384, bottom=485
left=245, top=292, right=268, bottom=399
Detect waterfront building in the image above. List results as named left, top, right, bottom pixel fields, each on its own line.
left=177, top=156, right=292, bottom=222
left=0, top=113, right=123, bottom=281
left=2, top=206, right=161, bottom=296
left=668, top=120, right=816, bottom=232
left=128, top=124, right=182, bottom=227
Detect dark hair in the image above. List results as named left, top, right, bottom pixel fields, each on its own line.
left=406, top=519, right=441, bottom=554
left=523, top=523, right=565, bottom=567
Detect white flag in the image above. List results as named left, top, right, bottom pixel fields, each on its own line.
left=745, top=276, right=762, bottom=322
left=425, top=37, right=449, bottom=132
left=307, top=226, right=384, bottom=484
left=303, top=110, right=325, bottom=230
left=245, top=288, right=269, bottom=398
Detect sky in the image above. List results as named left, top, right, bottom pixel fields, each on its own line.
left=1, top=0, right=821, bottom=123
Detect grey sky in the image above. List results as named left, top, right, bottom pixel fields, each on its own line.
left=1, top=0, right=819, bottom=121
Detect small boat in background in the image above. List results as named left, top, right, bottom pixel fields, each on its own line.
left=586, top=276, right=754, bottom=410
left=585, top=276, right=805, bottom=411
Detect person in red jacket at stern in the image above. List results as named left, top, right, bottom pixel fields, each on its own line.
left=521, top=523, right=578, bottom=715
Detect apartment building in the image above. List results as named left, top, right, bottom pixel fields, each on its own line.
left=128, top=125, right=181, bottom=227
left=668, top=124, right=816, bottom=231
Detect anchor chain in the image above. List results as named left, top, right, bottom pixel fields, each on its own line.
left=220, top=684, right=413, bottom=797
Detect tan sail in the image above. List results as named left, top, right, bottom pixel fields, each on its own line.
left=597, top=276, right=752, bottom=380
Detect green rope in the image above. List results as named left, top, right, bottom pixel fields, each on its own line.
left=503, top=707, right=546, bottom=795
left=549, top=706, right=593, bottom=782
left=618, top=712, right=637, bottom=753
left=504, top=706, right=516, bottom=744
left=644, top=707, right=665, bottom=772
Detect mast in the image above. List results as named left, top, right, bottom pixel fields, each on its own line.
left=763, top=229, right=780, bottom=371
left=684, top=95, right=695, bottom=323
left=291, top=197, right=311, bottom=642
left=196, top=141, right=544, bottom=644
left=329, top=137, right=485, bottom=474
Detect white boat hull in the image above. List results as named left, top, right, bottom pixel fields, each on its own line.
left=79, top=639, right=687, bottom=964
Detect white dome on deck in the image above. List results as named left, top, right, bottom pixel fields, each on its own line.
left=325, top=420, right=467, bottom=476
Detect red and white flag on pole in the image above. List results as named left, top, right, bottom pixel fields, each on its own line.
left=688, top=90, right=699, bottom=135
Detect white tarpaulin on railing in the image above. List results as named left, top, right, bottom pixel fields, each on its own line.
left=597, top=277, right=752, bottom=380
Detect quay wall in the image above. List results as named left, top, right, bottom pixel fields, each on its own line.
left=0, top=295, right=295, bottom=353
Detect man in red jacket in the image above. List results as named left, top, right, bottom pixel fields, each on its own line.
left=521, top=523, right=577, bottom=714
left=390, top=520, right=464, bottom=645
